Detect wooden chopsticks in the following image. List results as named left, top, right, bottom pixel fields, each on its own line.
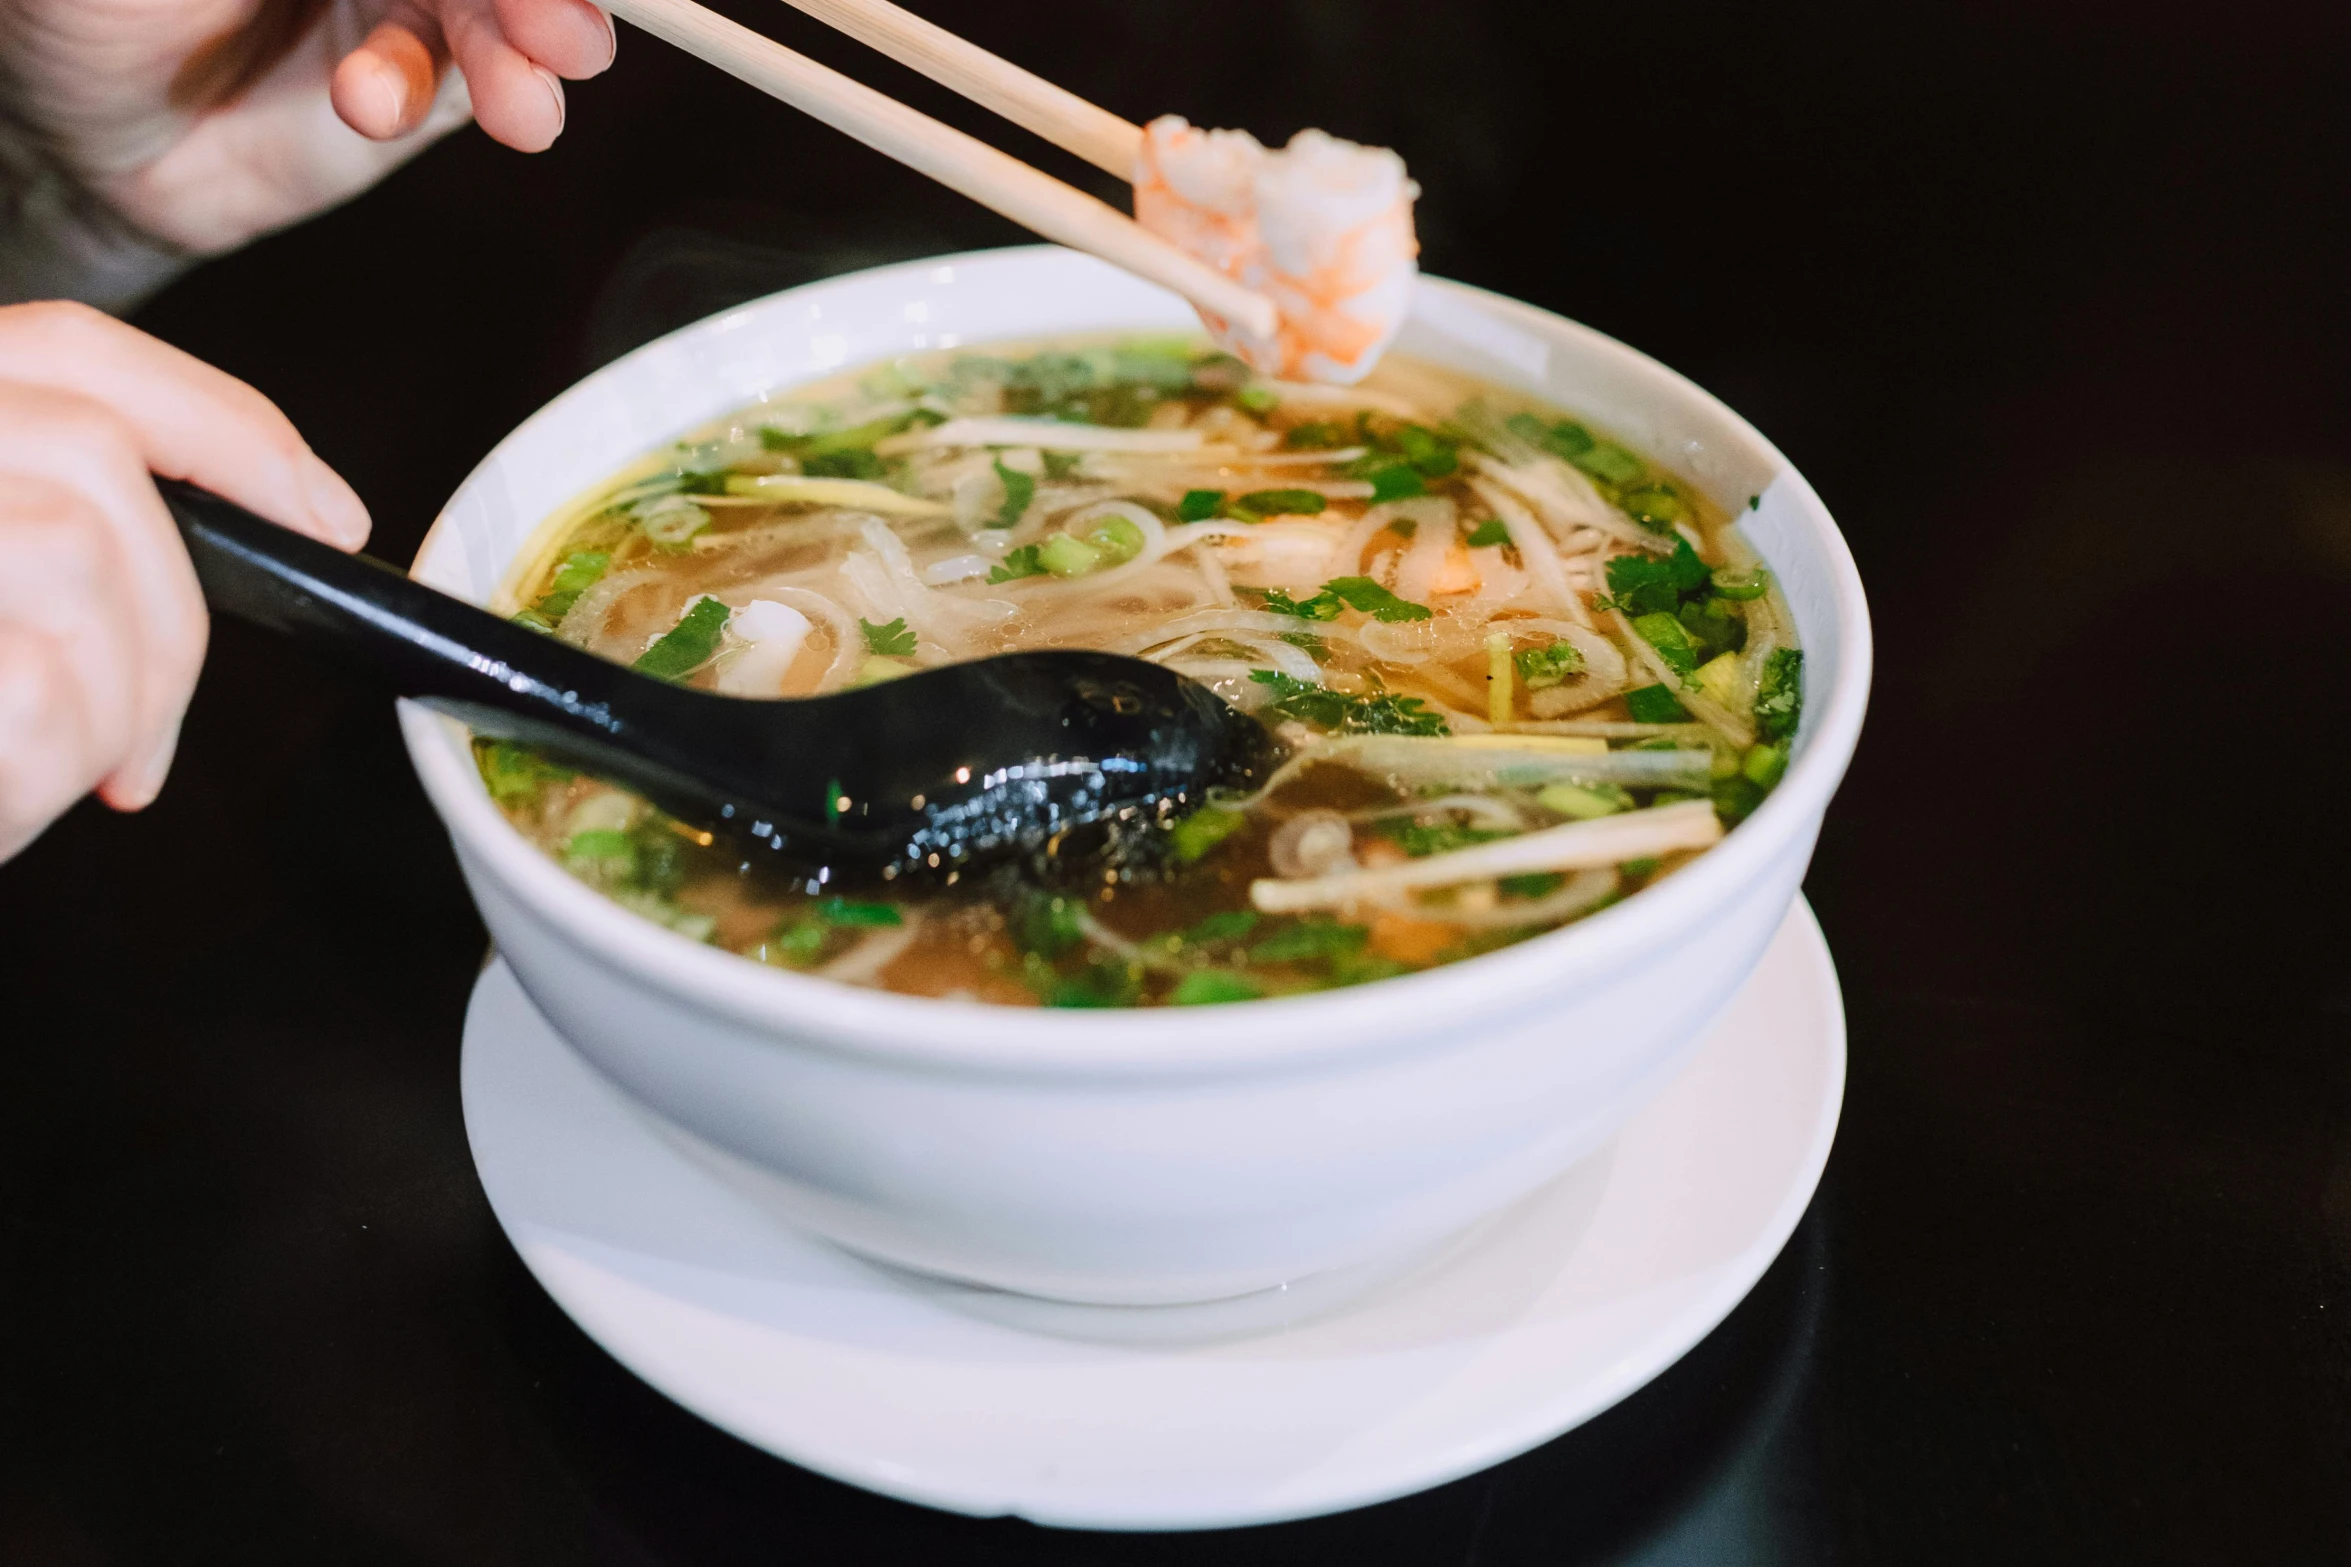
left=600, top=0, right=1277, bottom=340
left=774, top=0, right=1143, bottom=177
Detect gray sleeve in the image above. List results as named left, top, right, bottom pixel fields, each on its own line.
left=0, top=111, right=191, bottom=315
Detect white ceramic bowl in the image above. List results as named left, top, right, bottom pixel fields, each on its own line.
left=402, top=246, right=1870, bottom=1307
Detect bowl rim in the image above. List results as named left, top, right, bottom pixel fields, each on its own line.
left=401, top=244, right=1872, bottom=1074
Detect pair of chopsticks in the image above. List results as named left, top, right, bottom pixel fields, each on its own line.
left=601, top=0, right=1282, bottom=340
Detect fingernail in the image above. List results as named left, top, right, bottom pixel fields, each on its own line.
left=104, top=716, right=183, bottom=812
left=299, top=452, right=372, bottom=549
left=370, top=56, right=410, bottom=132
left=593, top=7, right=618, bottom=72
left=534, top=66, right=567, bottom=137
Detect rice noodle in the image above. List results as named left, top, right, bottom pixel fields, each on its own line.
left=1250, top=801, right=1722, bottom=912
left=1375, top=866, right=1619, bottom=928
left=1468, top=475, right=1587, bottom=625
left=880, top=417, right=1207, bottom=454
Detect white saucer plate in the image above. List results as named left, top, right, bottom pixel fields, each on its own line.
left=461, top=899, right=1846, bottom=1531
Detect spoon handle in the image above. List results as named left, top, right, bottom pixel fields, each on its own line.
left=158, top=479, right=761, bottom=813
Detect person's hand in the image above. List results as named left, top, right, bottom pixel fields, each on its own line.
left=0, top=0, right=616, bottom=260
left=0, top=301, right=371, bottom=863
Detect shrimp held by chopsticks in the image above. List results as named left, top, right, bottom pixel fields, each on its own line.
left=1134, top=116, right=1421, bottom=384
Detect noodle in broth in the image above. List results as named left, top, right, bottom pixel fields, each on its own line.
left=477, top=335, right=1803, bottom=1007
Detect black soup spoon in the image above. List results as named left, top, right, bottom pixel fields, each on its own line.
left=161, top=480, right=1276, bottom=878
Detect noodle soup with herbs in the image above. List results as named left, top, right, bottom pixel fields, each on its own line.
left=479, top=336, right=1802, bottom=1007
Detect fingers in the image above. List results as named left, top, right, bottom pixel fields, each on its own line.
left=0, top=458, right=202, bottom=856
left=493, top=0, right=616, bottom=81
left=0, top=388, right=211, bottom=817
left=0, top=303, right=370, bottom=552
left=331, top=20, right=445, bottom=142
left=333, top=0, right=612, bottom=150
left=443, top=0, right=565, bottom=152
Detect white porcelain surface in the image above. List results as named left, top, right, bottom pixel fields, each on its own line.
left=402, top=245, right=1872, bottom=1304
left=462, top=898, right=1846, bottom=1530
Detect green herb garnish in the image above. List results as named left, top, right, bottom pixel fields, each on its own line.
left=632, top=596, right=731, bottom=681
left=1233, top=488, right=1328, bottom=520
left=991, top=457, right=1035, bottom=527
left=1378, top=819, right=1511, bottom=857
left=1624, top=683, right=1693, bottom=724
left=988, top=545, right=1047, bottom=583
left=1320, top=576, right=1432, bottom=622
left=1248, top=670, right=1449, bottom=736
left=1178, top=488, right=1224, bottom=522
left=1171, top=971, right=1264, bottom=1005
left=1514, top=642, right=1585, bottom=688
left=1755, top=647, right=1804, bottom=741
left=1465, top=518, right=1511, bottom=548
left=859, top=616, right=917, bottom=656
left=1168, top=806, right=1246, bottom=863
left=1249, top=918, right=1370, bottom=965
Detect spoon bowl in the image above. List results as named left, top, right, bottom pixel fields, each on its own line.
left=163, top=478, right=1276, bottom=877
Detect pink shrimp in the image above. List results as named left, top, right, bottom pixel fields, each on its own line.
left=1133, top=117, right=1420, bottom=384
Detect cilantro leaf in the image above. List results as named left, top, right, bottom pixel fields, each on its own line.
left=1603, top=540, right=1712, bottom=615
left=1394, top=423, right=1458, bottom=476
left=987, top=545, right=1047, bottom=583
left=859, top=616, right=917, bottom=656
left=1321, top=576, right=1432, bottom=622
left=1259, top=587, right=1343, bottom=621
left=1248, top=917, right=1370, bottom=965
left=1632, top=611, right=1701, bottom=678
left=1233, top=488, right=1327, bottom=519
left=1178, top=488, right=1224, bottom=521
left=1755, top=647, right=1804, bottom=742
left=1465, top=517, right=1511, bottom=548
left=1624, top=683, right=1693, bottom=723
left=1248, top=670, right=1449, bottom=736
left=1282, top=421, right=1347, bottom=449
left=991, top=456, right=1035, bottom=527
left=1367, top=463, right=1425, bottom=503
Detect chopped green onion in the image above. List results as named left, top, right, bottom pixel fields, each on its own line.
left=1710, top=566, right=1770, bottom=601
left=1742, top=742, right=1789, bottom=790
left=1537, top=781, right=1631, bottom=820
left=1618, top=482, right=1686, bottom=532
left=1081, top=513, right=1145, bottom=564
left=1514, top=642, right=1585, bottom=689
left=1367, top=464, right=1425, bottom=503
left=1169, top=806, right=1245, bottom=863
left=1038, top=533, right=1103, bottom=577
left=1171, top=970, right=1264, bottom=1005
left=633, top=596, right=731, bottom=681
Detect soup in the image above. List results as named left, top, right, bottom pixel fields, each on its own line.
left=478, top=336, right=1802, bottom=1006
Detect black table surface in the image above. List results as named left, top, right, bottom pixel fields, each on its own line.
left=5, top=0, right=2349, bottom=1559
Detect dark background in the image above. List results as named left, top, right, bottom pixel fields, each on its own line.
left=4, top=0, right=2350, bottom=1559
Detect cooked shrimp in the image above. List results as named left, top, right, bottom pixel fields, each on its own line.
left=1133, top=117, right=1420, bottom=385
